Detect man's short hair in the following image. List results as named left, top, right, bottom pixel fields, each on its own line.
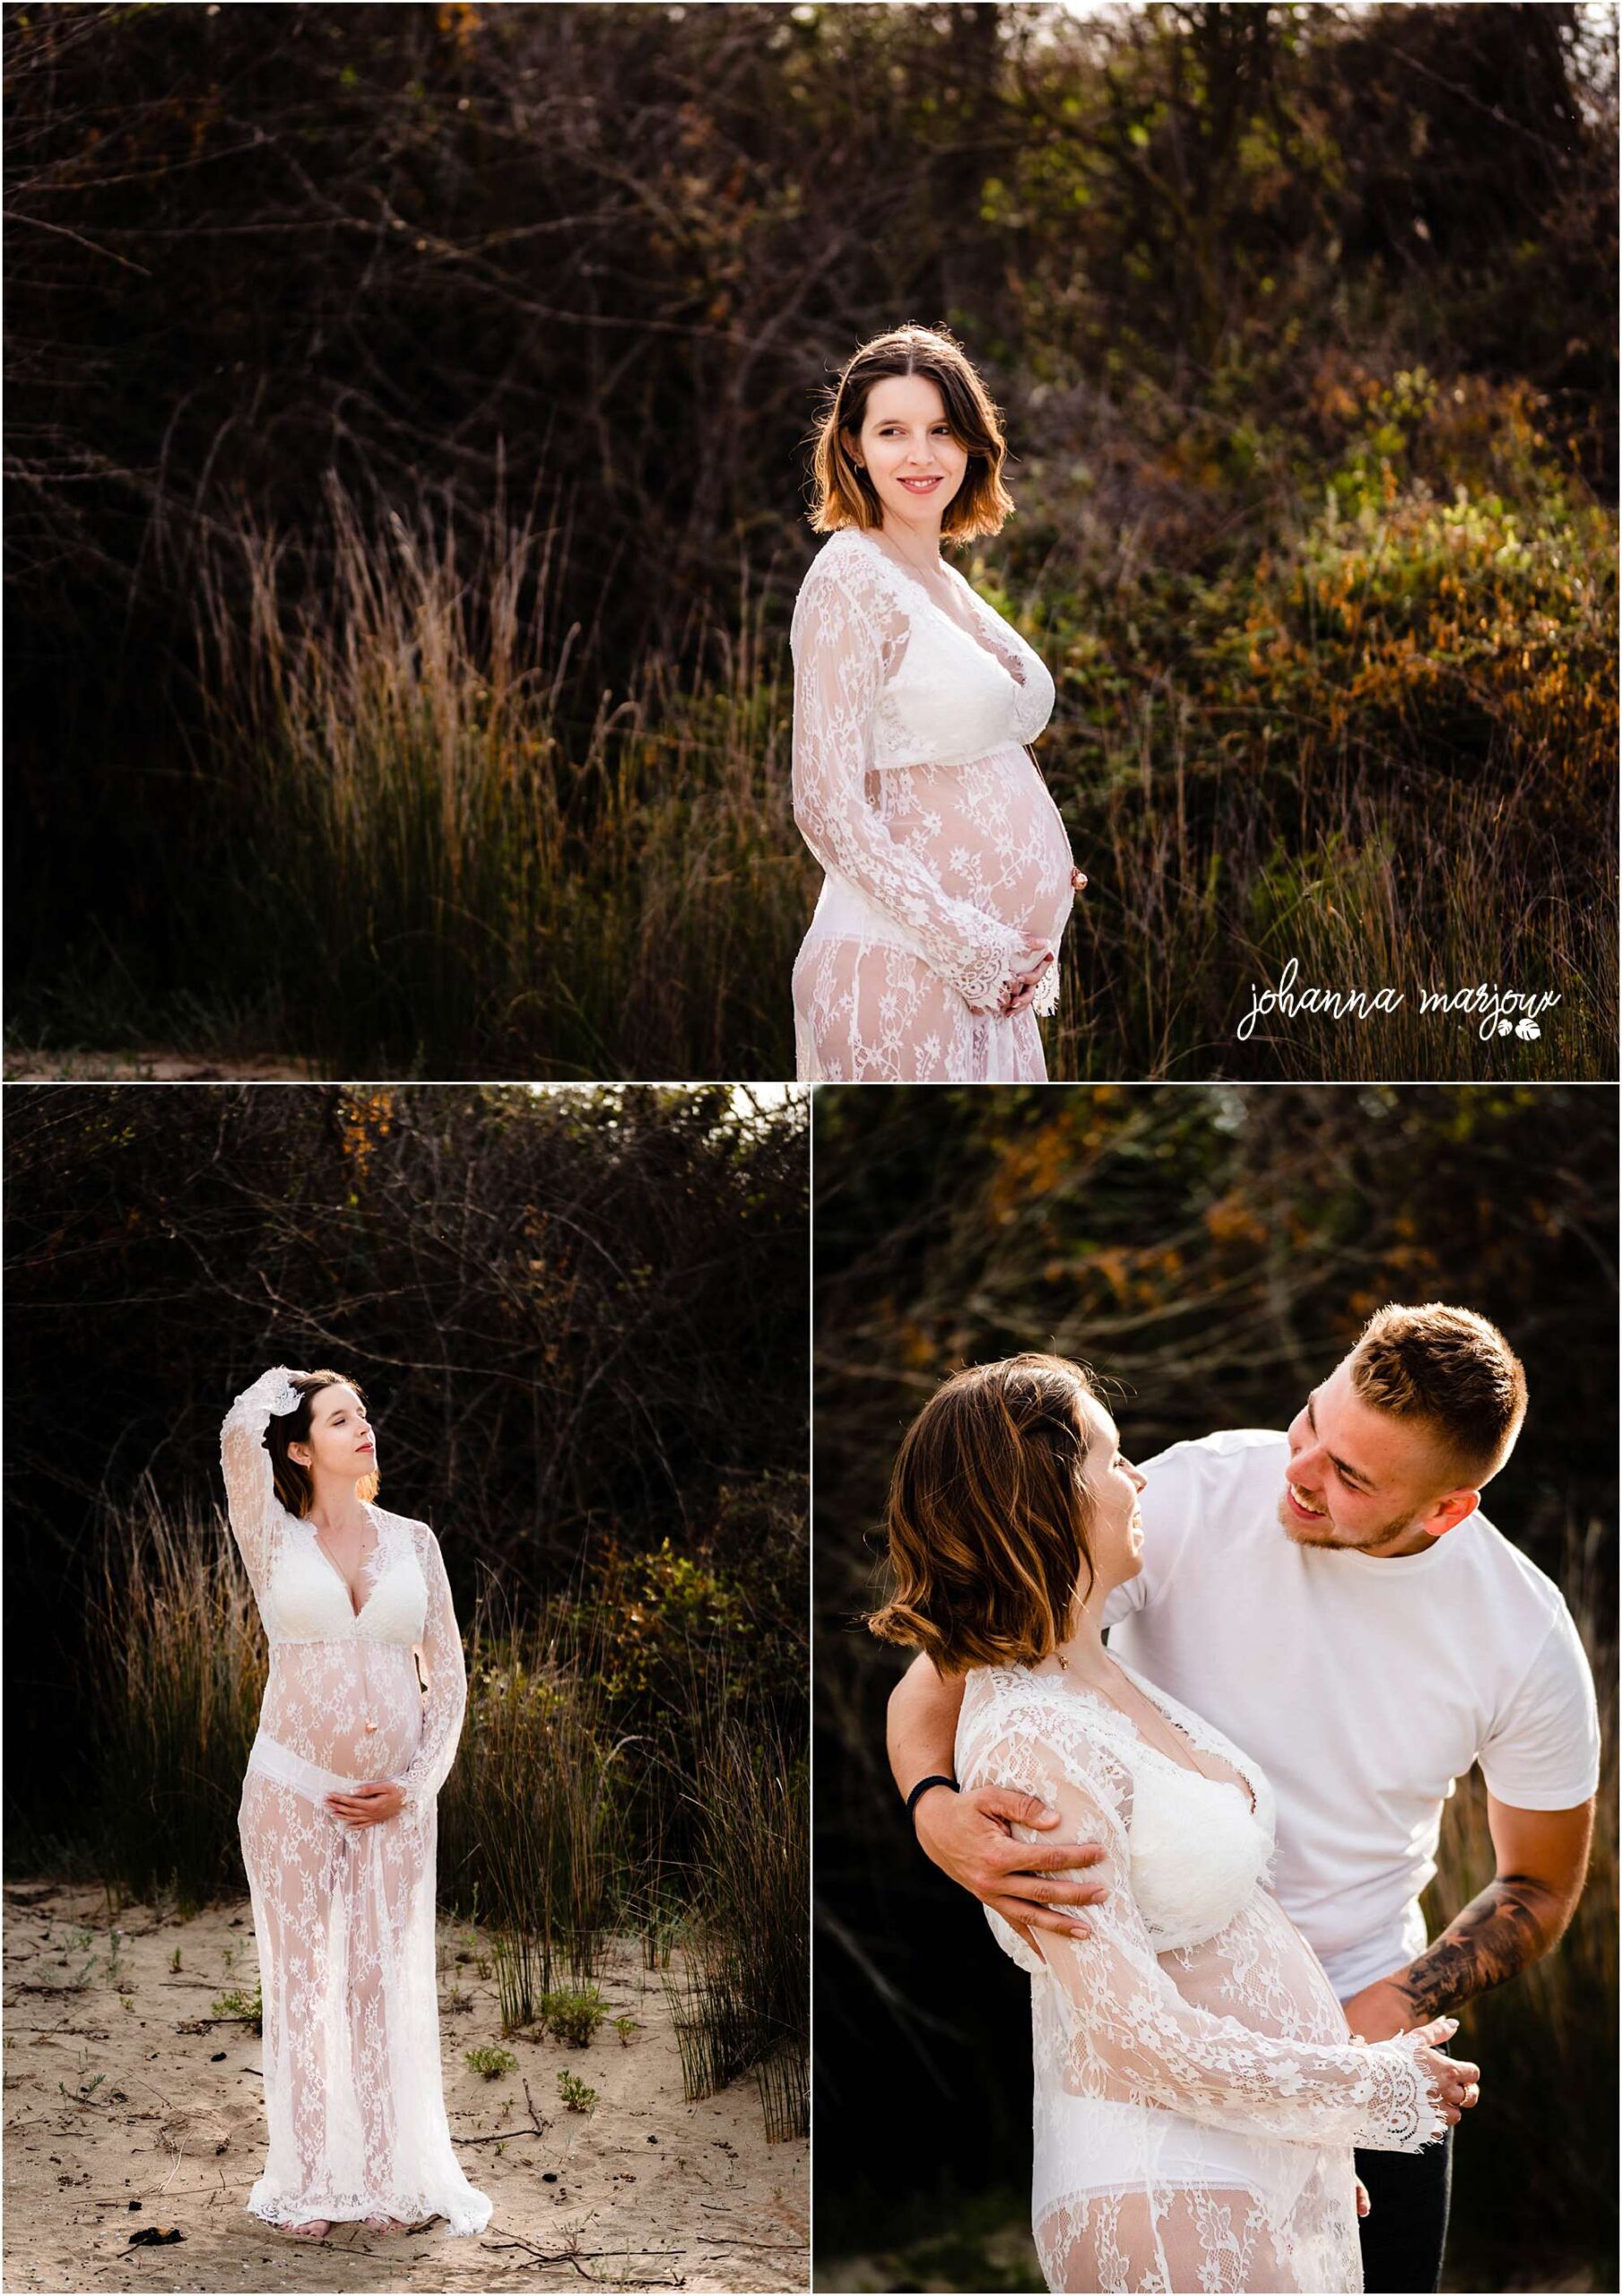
left=1348, top=1302, right=1528, bottom=1484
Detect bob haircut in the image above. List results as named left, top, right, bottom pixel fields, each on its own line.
left=868, top=1353, right=1103, bottom=1676
left=266, top=1370, right=381, bottom=1518
left=808, top=323, right=1017, bottom=544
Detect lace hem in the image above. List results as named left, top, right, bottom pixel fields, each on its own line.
left=247, top=2182, right=492, bottom=2236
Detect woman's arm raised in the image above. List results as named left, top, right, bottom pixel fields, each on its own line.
left=220, top=1366, right=301, bottom=1593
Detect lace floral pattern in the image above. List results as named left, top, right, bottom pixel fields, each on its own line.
left=221, top=1369, right=491, bottom=2234
left=957, top=1665, right=1447, bottom=2293
left=790, top=528, right=1075, bottom=1082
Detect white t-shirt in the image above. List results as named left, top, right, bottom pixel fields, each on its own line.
left=1102, top=1428, right=1600, bottom=2000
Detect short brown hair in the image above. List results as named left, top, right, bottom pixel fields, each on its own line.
left=867, top=1354, right=1102, bottom=1675
left=807, top=324, right=1016, bottom=544
left=1348, top=1303, right=1528, bottom=1483
left=265, top=1370, right=381, bottom=1517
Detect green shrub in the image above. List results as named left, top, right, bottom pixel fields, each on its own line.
left=212, top=1982, right=263, bottom=2035
left=539, top=1986, right=608, bottom=2048
left=464, top=2045, right=517, bottom=2081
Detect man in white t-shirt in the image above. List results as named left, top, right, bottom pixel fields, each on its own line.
left=887, top=1303, right=1600, bottom=2294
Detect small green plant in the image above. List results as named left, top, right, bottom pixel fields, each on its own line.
left=211, top=1981, right=263, bottom=2034
left=540, top=1985, right=607, bottom=2048
left=556, top=2067, right=597, bottom=2114
left=446, top=1987, right=473, bottom=2013
left=612, top=2014, right=638, bottom=2047
left=464, top=2045, right=517, bottom=2081
left=169, top=1945, right=182, bottom=1973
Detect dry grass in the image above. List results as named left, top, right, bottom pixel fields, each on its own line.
left=188, top=476, right=808, bottom=1078
left=36, top=471, right=1583, bottom=1081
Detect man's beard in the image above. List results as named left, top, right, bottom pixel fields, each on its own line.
left=1276, top=1491, right=1421, bottom=1555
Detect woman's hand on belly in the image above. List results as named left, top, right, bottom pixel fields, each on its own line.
left=991, top=947, right=1054, bottom=1018
left=325, top=1780, right=404, bottom=1829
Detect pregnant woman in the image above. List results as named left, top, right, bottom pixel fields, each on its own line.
left=869, top=1356, right=1479, bottom=2294
left=221, top=1366, right=491, bottom=2240
left=791, top=324, right=1085, bottom=1083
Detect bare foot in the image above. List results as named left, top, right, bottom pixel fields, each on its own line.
left=365, top=2215, right=410, bottom=2233
left=285, top=2219, right=331, bottom=2239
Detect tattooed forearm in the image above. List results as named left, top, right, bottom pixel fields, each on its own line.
left=1393, top=1875, right=1557, bottom=2022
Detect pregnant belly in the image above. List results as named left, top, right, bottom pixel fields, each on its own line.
left=889, top=746, right=1074, bottom=951
left=260, top=1646, right=425, bottom=1781
left=1167, top=1896, right=1353, bottom=2047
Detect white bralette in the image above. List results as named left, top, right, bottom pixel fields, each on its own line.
left=266, top=1514, right=428, bottom=1648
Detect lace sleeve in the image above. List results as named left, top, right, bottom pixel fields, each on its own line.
left=791, top=560, right=1030, bottom=1010
left=396, top=1524, right=467, bottom=1812
left=972, top=1726, right=1449, bottom=2157
left=220, top=1366, right=300, bottom=1594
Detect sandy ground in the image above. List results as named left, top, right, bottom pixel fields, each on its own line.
left=4, top=1054, right=321, bottom=1083
left=3, top=1879, right=808, bottom=2295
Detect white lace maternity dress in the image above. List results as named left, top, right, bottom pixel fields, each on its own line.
left=790, top=524, right=1077, bottom=1083
left=221, top=1368, right=491, bottom=2233
left=957, top=1660, right=1448, bottom=2294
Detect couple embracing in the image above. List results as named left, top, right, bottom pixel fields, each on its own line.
left=874, top=1303, right=1598, bottom=2295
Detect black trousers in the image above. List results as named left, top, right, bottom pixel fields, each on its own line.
left=1354, top=2113, right=1453, bottom=2294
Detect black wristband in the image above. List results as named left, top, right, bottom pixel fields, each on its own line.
left=906, top=1774, right=959, bottom=1822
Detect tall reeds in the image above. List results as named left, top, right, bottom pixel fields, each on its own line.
left=1050, top=744, right=1616, bottom=1083
left=438, top=1593, right=629, bottom=2008
left=12, top=463, right=1595, bottom=1079
left=176, top=468, right=1611, bottom=1081
left=85, top=1485, right=266, bottom=1913
left=665, top=1712, right=811, bottom=2140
